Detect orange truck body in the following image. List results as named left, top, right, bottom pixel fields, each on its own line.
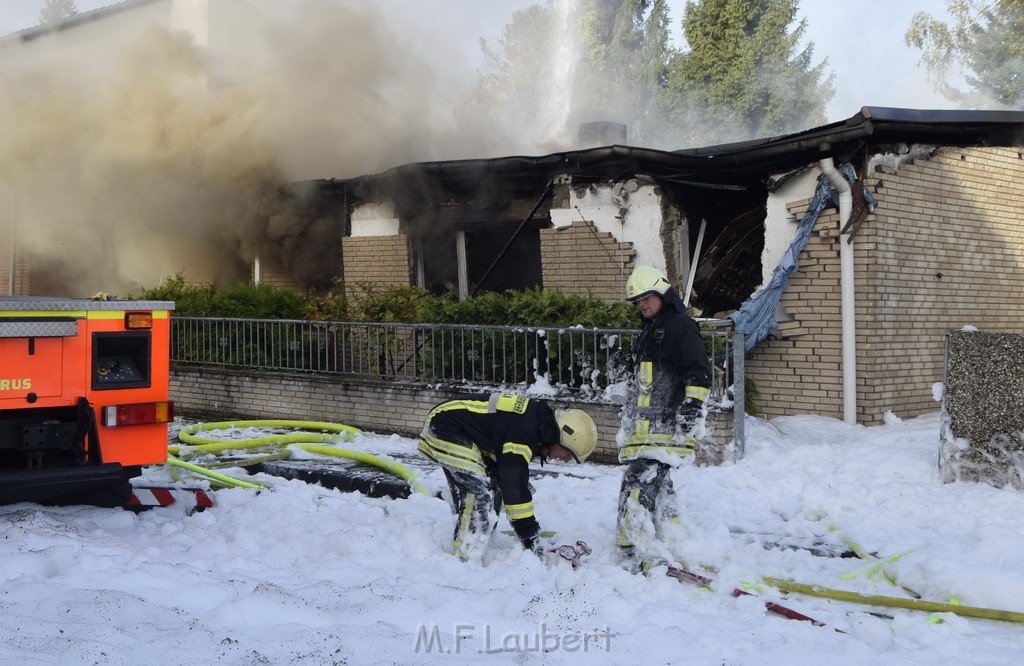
left=0, top=296, right=175, bottom=505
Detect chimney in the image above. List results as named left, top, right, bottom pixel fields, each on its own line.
left=578, top=121, right=627, bottom=148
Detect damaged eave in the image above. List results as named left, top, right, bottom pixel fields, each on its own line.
left=310, top=106, right=1024, bottom=202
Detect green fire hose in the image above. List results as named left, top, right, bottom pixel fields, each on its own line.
left=762, top=577, right=1024, bottom=624
left=168, top=419, right=431, bottom=496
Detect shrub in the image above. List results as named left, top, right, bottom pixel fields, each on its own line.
left=138, top=275, right=305, bottom=319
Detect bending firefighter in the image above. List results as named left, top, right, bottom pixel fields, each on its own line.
left=616, top=266, right=712, bottom=572
left=418, top=393, right=597, bottom=562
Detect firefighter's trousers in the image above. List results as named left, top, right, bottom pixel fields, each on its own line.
left=441, top=468, right=503, bottom=562
left=615, top=458, right=685, bottom=557
left=419, top=416, right=504, bottom=561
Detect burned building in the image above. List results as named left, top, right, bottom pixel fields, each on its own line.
left=3, top=3, right=1023, bottom=428
left=310, top=107, right=1024, bottom=426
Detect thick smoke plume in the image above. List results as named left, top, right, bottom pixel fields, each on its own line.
left=0, top=0, right=553, bottom=295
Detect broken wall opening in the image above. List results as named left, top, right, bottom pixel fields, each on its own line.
left=665, top=178, right=769, bottom=318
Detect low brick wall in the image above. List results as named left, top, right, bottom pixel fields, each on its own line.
left=170, top=367, right=735, bottom=466
left=939, top=330, right=1024, bottom=488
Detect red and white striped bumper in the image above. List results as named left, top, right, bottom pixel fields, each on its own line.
left=126, top=486, right=214, bottom=511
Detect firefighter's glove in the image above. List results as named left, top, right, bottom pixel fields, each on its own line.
left=677, top=396, right=705, bottom=427
left=524, top=534, right=546, bottom=558
left=608, top=351, right=631, bottom=382
left=679, top=396, right=704, bottom=419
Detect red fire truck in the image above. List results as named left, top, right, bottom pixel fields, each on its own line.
left=0, top=296, right=175, bottom=506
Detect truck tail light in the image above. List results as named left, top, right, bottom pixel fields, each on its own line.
left=102, top=401, right=174, bottom=427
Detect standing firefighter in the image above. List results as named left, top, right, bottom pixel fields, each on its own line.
left=418, top=392, right=597, bottom=562
left=616, top=266, right=711, bottom=572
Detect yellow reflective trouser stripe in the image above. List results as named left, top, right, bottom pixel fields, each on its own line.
left=637, top=361, right=653, bottom=408
left=625, top=432, right=679, bottom=445
left=453, top=494, right=475, bottom=558
left=505, top=500, right=534, bottom=521
left=620, top=419, right=694, bottom=459
left=418, top=434, right=487, bottom=476
left=686, top=385, right=710, bottom=401
left=620, top=443, right=694, bottom=459
left=502, top=441, right=533, bottom=463
left=616, top=489, right=642, bottom=546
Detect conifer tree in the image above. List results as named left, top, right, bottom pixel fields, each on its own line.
left=660, top=0, right=833, bottom=145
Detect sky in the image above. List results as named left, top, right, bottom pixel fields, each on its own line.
left=0, top=0, right=953, bottom=123
left=3, top=404, right=1024, bottom=664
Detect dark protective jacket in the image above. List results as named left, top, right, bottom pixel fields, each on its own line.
left=418, top=392, right=559, bottom=545
left=620, top=286, right=712, bottom=461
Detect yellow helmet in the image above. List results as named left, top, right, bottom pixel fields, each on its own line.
left=555, top=409, right=597, bottom=462
left=625, top=266, right=671, bottom=302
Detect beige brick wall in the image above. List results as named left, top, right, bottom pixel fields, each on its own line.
left=746, top=199, right=846, bottom=421
left=748, top=146, right=1024, bottom=423
left=170, top=366, right=734, bottom=466
left=540, top=220, right=635, bottom=303
left=170, top=367, right=625, bottom=463
left=341, top=235, right=411, bottom=294
left=254, top=263, right=302, bottom=292
left=341, top=223, right=636, bottom=304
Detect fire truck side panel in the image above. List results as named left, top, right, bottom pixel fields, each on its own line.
left=0, top=336, right=65, bottom=399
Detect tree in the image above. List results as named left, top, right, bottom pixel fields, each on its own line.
left=659, top=0, right=833, bottom=145
left=905, top=0, right=1024, bottom=108
left=472, top=0, right=676, bottom=149
left=574, top=0, right=675, bottom=142
left=39, top=0, right=79, bottom=25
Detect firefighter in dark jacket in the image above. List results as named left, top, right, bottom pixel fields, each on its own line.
left=418, top=392, right=598, bottom=562
left=615, top=265, right=712, bottom=571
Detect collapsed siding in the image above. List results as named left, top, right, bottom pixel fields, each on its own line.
left=539, top=220, right=635, bottom=302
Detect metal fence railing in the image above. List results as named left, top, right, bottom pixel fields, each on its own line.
left=170, top=317, right=744, bottom=444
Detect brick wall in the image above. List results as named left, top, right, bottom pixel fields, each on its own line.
left=540, top=220, right=635, bottom=303
left=858, top=147, right=1024, bottom=422
left=254, top=262, right=301, bottom=292
left=341, top=235, right=411, bottom=293
left=170, top=366, right=734, bottom=466
left=339, top=222, right=636, bottom=304
left=745, top=199, right=845, bottom=421
left=747, top=147, right=1024, bottom=423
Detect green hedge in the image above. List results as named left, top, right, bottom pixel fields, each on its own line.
left=139, top=274, right=306, bottom=319
left=139, top=276, right=639, bottom=329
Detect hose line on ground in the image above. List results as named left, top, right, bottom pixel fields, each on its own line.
left=829, top=523, right=922, bottom=598
left=762, top=577, right=1024, bottom=624
left=298, top=444, right=432, bottom=497
left=170, top=420, right=431, bottom=497
left=166, top=456, right=266, bottom=490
